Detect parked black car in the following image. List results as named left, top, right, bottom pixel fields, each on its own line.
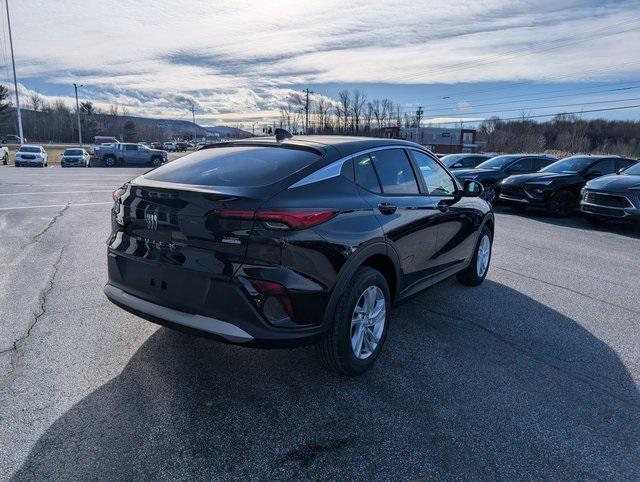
left=499, top=155, right=637, bottom=216
left=580, top=160, right=640, bottom=223
left=175, top=142, right=188, bottom=152
left=104, top=136, right=494, bottom=375
left=440, top=153, right=492, bottom=170
left=453, top=154, right=557, bottom=202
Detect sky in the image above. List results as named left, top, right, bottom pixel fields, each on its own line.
left=2, top=0, right=640, bottom=128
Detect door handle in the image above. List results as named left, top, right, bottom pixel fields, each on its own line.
left=437, top=200, right=450, bottom=212
left=378, top=203, right=397, bottom=215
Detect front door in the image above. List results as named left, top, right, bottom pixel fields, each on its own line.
left=352, top=149, right=441, bottom=289
left=409, top=150, right=478, bottom=270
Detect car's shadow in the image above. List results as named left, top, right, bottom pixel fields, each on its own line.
left=494, top=205, right=640, bottom=240
left=11, top=280, right=640, bottom=480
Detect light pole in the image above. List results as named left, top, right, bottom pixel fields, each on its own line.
left=415, top=106, right=424, bottom=145
left=73, top=83, right=83, bottom=146
left=5, top=0, right=24, bottom=144
left=189, top=102, right=197, bottom=143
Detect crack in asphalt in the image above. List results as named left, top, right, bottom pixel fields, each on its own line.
left=272, top=436, right=353, bottom=472
left=0, top=247, right=65, bottom=389
left=414, top=302, right=639, bottom=409
left=26, top=203, right=70, bottom=247
left=495, top=265, right=640, bottom=317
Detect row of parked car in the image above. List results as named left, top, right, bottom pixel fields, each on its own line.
left=440, top=153, right=640, bottom=224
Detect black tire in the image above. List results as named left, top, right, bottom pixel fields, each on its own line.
left=457, top=225, right=492, bottom=286
left=318, top=266, right=391, bottom=376
left=151, top=156, right=163, bottom=167
left=104, top=155, right=116, bottom=167
left=547, top=190, right=576, bottom=217
left=2, top=154, right=7, bottom=165
left=585, top=214, right=607, bottom=225
left=481, top=183, right=497, bottom=203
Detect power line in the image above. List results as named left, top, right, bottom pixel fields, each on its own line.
left=407, top=81, right=640, bottom=111
left=422, top=103, right=640, bottom=127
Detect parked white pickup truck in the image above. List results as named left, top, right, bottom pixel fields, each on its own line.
left=89, top=136, right=119, bottom=157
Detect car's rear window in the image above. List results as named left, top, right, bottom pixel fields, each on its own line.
left=19, top=146, right=40, bottom=153
left=144, top=145, right=321, bottom=187
left=65, top=149, right=84, bottom=155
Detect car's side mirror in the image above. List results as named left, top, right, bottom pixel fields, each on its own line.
left=617, top=168, right=627, bottom=175
left=461, top=180, right=484, bottom=197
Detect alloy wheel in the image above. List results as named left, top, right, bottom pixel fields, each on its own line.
left=350, top=285, right=386, bottom=360
left=476, top=234, right=491, bottom=277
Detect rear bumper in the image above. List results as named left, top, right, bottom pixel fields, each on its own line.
left=104, top=284, right=254, bottom=343
left=105, top=251, right=329, bottom=348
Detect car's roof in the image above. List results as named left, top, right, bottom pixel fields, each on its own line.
left=20, top=144, right=43, bottom=148
left=492, top=153, right=556, bottom=157
left=220, top=135, right=426, bottom=159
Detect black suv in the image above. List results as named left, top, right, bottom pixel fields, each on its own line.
left=104, top=136, right=493, bottom=375
left=499, top=155, right=638, bottom=216
left=441, top=153, right=492, bottom=170
left=453, top=154, right=556, bottom=202
left=580, top=160, right=640, bottom=223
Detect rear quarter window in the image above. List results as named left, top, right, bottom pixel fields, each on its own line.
left=144, top=146, right=321, bottom=187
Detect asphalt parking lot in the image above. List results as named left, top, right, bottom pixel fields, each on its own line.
left=0, top=166, right=639, bottom=480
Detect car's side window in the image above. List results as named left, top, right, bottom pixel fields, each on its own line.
left=587, top=159, right=616, bottom=176
left=353, top=154, right=381, bottom=193
left=509, top=158, right=533, bottom=172
left=369, top=149, right=420, bottom=195
left=534, top=158, right=551, bottom=170
left=410, top=151, right=456, bottom=196
left=125, top=144, right=137, bottom=151
left=617, top=159, right=636, bottom=171
left=463, top=157, right=477, bottom=168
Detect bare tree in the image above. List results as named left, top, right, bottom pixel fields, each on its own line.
left=337, top=90, right=351, bottom=132
left=370, top=99, right=382, bottom=131
left=351, top=90, right=366, bottom=133
left=29, top=92, right=43, bottom=112
left=314, top=97, right=331, bottom=134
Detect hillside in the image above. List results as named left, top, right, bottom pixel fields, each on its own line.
left=0, top=107, right=252, bottom=143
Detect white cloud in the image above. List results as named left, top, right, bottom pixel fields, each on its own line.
left=3, top=0, right=640, bottom=123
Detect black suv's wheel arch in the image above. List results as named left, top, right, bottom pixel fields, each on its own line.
left=322, top=242, right=400, bottom=327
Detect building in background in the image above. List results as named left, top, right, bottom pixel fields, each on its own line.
left=398, top=127, right=478, bottom=153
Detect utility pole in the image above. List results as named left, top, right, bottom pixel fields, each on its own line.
left=303, top=88, right=313, bottom=134
left=73, top=83, right=83, bottom=146
left=189, top=102, right=197, bottom=142
left=415, top=106, right=424, bottom=145
left=5, top=0, right=23, bottom=144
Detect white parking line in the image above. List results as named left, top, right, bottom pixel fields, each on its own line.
left=0, top=201, right=112, bottom=211
left=0, top=190, right=113, bottom=196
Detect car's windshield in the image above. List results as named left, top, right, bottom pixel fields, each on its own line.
left=19, top=146, right=40, bottom=153
left=64, top=149, right=84, bottom=155
left=440, top=154, right=465, bottom=167
left=623, top=162, right=640, bottom=175
left=476, top=155, right=519, bottom=170
left=541, top=156, right=595, bottom=174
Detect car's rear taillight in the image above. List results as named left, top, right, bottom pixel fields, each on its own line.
left=209, top=209, right=336, bottom=230
left=112, top=186, right=126, bottom=213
